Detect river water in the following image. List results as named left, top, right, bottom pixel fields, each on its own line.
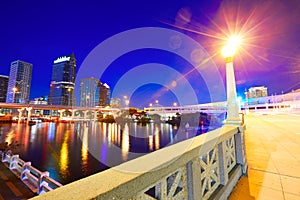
left=0, top=121, right=219, bottom=185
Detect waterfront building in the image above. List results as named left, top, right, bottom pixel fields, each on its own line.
left=247, top=86, right=268, bottom=98
left=80, top=78, right=111, bottom=107
left=6, top=60, right=33, bottom=103
left=49, top=53, right=76, bottom=106
left=80, top=78, right=100, bottom=107
left=0, top=75, right=9, bottom=102
left=110, top=98, right=121, bottom=108
left=99, top=83, right=110, bottom=107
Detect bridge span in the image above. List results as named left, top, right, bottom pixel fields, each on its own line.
left=0, top=103, right=120, bottom=122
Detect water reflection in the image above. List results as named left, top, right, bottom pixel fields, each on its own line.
left=59, top=130, right=69, bottom=178
left=0, top=121, right=219, bottom=184
left=122, top=124, right=129, bottom=160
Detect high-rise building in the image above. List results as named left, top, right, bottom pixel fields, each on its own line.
left=99, top=82, right=110, bottom=107
left=80, top=78, right=100, bottom=107
left=79, top=78, right=111, bottom=107
left=49, top=53, right=76, bottom=106
left=248, top=86, right=268, bottom=98
left=0, top=75, right=9, bottom=102
left=6, top=60, right=33, bottom=103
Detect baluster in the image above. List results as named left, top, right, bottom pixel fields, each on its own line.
left=189, top=157, right=202, bottom=199
left=38, top=171, right=50, bottom=195
left=21, top=162, right=31, bottom=180
left=9, top=154, right=19, bottom=169
left=234, top=130, right=247, bottom=174
left=218, top=141, right=228, bottom=185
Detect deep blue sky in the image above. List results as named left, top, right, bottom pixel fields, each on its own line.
left=1, top=0, right=300, bottom=108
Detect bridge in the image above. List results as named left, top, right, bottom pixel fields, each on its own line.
left=143, top=98, right=300, bottom=118
left=0, top=103, right=120, bottom=122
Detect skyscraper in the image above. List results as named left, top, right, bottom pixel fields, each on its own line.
left=99, top=82, right=110, bottom=107
left=80, top=78, right=100, bottom=107
left=0, top=75, right=9, bottom=102
left=49, top=53, right=76, bottom=106
left=6, top=60, right=33, bottom=103
left=79, top=78, right=111, bottom=107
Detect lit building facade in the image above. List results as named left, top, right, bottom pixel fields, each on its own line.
left=0, top=75, right=9, bottom=102
left=6, top=60, right=33, bottom=103
left=110, top=98, right=121, bottom=108
left=80, top=78, right=100, bottom=107
left=49, top=53, right=76, bottom=106
left=248, top=86, right=268, bottom=98
left=80, top=78, right=111, bottom=107
left=99, top=83, right=110, bottom=107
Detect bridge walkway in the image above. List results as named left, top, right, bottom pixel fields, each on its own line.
left=229, top=113, right=300, bottom=199
left=0, top=162, right=35, bottom=200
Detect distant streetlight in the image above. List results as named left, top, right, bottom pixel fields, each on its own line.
left=149, top=103, right=153, bottom=107
left=12, top=87, right=17, bottom=103
left=155, top=100, right=159, bottom=104
left=222, top=35, right=242, bottom=125
left=173, top=102, right=177, bottom=107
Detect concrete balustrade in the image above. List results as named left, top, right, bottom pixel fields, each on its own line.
left=31, top=124, right=246, bottom=200
left=1, top=150, right=63, bottom=195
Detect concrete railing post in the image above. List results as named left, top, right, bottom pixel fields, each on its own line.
left=234, top=128, right=247, bottom=174
left=218, top=142, right=229, bottom=185
left=9, top=154, right=19, bottom=169
left=38, top=171, right=50, bottom=195
left=190, top=158, right=202, bottom=199
left=21, top=162, right=32, bottom=180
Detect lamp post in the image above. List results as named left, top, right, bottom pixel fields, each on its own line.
left=222, top=36, right=242, bottom=125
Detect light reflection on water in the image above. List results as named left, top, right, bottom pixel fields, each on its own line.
left=0, top=121, right=216, bottom=185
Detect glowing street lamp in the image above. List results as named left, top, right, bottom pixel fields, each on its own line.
left=222, top=35, right=242, bottom=125
left=173, top=102, right=177, bottom=107
left=149, top=103, right=153, bottom=107
left=155, top=100, right=159, bottom=104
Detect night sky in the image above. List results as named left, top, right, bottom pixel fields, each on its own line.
left=1, top=0, right=300, bottom=108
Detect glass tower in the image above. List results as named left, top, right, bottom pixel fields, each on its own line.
left=6, top=60, right=33, bottom=103
left=79, top=78, right=111, bottom=107
left=49, top=53, right=76, bottom=106
left=80, top=78, right=100, bottom=107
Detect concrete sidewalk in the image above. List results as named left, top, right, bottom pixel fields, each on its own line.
left=229, top=113, right=300, bottom=199
left=0, top=162, right=35, bottom=200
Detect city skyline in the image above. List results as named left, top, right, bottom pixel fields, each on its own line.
left=1, top=0, right=300, bottom=108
